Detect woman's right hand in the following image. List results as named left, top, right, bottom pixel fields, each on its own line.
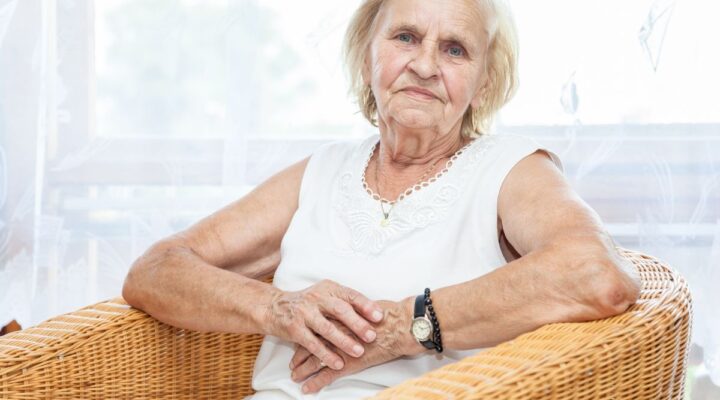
left=264, top=279, right=384, bottom=371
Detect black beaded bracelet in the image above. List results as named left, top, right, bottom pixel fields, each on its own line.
left=424, top=287, right=443, bottom=353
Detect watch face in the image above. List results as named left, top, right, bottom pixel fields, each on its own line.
left=412, top=318, right=432, bottom=341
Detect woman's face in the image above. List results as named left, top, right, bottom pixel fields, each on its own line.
left=364, top=0, right=490, bottom=136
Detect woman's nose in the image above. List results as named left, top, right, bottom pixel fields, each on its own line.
left=408, top=42, right=440, bottom=80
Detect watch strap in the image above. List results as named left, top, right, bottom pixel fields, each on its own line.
left=414, top=294, right=425, bottom=318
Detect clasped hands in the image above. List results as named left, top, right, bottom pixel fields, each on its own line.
left=265, top=279, right=420, bottom=394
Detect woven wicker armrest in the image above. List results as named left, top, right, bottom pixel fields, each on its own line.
left=0, top=295, right=266, bottom=399
left=370, top=248, right=693, bottom=400
left=0, top=248, right=691, bottom=400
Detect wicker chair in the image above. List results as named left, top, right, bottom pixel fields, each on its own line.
left=0, top=248, right=692, bottom=399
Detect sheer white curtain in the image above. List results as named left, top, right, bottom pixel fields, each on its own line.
left=0, top=0, right=718, bottom=397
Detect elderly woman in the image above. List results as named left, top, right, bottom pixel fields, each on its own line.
left=122, top=0, right=641, bottom=398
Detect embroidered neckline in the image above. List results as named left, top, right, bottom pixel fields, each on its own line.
left=332, top=133, right=499, bottom=256
left=360, top=137, right=479, bottom=205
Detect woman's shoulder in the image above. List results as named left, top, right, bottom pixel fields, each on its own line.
left=482, top=132, right=564, bottom=173
left=296, top=134, right=375, bottom=205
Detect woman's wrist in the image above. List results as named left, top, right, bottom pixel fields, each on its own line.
left=252, top=283, right=285, bottom=337
left=394, top=296, right=430, bottom=357
left=359, top=298, right=424, bottom=358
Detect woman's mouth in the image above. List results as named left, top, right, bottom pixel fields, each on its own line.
left=401, top=87, right=437, bottom=100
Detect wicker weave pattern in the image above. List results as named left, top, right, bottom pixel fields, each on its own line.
left=0, top=275, right=272, bottom=400
left=0, top=249, right=691, bottom=399
left=369, top=249, right=693, bottom=399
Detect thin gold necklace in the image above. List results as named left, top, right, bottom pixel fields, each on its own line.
left=374, top=149, right=444, bottom=226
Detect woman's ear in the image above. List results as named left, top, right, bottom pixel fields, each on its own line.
left=471, top=78, right=489, bottom=110
left=361, top=55, right=371, bottom=86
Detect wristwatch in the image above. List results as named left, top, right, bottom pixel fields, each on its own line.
left=409, top=294, right=437, bottom=350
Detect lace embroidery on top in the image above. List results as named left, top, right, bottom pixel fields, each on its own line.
left=360, top=137, right=478, bottom=205
left=333, top=134, right=500, bottom=256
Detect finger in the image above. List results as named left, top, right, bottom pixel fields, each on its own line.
left=292, top=335, right=334, bottom=377
left=307, top=311, right=365, bottom=359
left=295, top=325, right=344, bottom=371
left=338, top=286, right=384, bottom=323
left=324, top=297, right=378, bottom=344
left=301, top=367, right=340, bottom=394
left=291, top=355, right=326, bottom=383
left=289, top=344, right=312, bottom=370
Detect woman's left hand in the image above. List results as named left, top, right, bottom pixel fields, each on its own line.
left=289, top=298, right=416, bottom=394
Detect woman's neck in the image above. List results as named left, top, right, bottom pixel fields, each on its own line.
left=368, top=122, right=471, bottom=200
left=376, top=119, right=469, bottom=166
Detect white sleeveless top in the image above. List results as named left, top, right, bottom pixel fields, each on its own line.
left=247, top=133, right=563, bottom=399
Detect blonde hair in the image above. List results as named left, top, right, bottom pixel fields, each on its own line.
left=343, top=0, right=519, bottom=137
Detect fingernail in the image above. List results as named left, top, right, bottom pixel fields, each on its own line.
left=334, top=360, right=343, bottom=369
left=365, top=330, right=376, bottom=342
left=289, top=361, right=294, bottom=369
left=353, top=344, right=364, bottom=356
left=302, top=385, right=309, bottom=393
left=372, top=310, right=383, bottom=321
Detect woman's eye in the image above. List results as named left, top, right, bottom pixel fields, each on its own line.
left=397, top=33, right=413, bottom=43
left=448, top=46, right=465, bottom=57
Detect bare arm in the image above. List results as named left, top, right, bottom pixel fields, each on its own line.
left=395, top=150, right=642, bottom=355
left=123, top=155, right=386, bottom=370
left=288, top=150, right=643, bottom=393
left=121, top=156, right=310, bottom=334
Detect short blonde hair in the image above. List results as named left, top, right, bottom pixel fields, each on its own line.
left=343, top=0, right=519, bottom=137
